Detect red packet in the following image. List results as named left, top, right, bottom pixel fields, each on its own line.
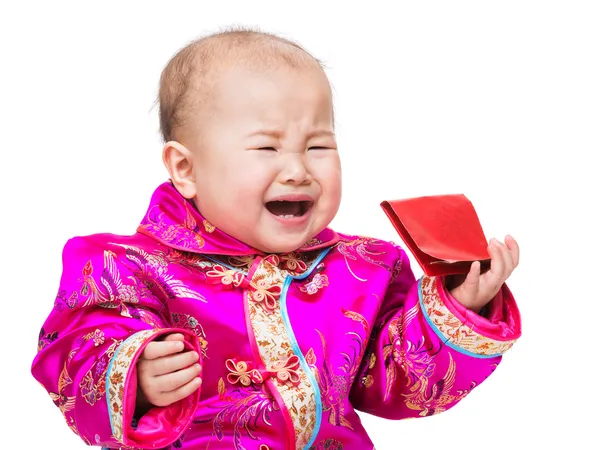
left=381, top=194, right=491, bottom=277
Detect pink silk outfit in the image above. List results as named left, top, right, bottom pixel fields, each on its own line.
left=32, top=181, right=521, bottom=450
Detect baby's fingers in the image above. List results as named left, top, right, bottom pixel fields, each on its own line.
left=156, top=363, right=202, bottom=393
left=142, top=339, right=184, bottom=360
left=151, top=350, right=200, bottom=376
left=488, top=239, right=505, bottom=279
left=156, top=376, right=202, bottom=407
left=505, top=234, right=520, bottom=268
left=494, top=238, right=514, bottom=278
left=163, top=333, right=185, bottom=343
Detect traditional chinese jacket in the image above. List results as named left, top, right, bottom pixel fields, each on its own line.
left=32, top=181, right=521, bottom=450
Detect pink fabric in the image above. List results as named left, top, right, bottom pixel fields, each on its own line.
left=126, top=330, right=202, bottom=448
left=439, top=278, right=521, bottom=339
left=32, top=181, right=521, bottom=449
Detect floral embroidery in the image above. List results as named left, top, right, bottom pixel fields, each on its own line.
left=380, top=303, right=420, bottom=400
left=246, top=258, right=318, bottom=449
left=171, top=312, right=209, bottom=356
left=79, top=251, right=139, bottom=308
left=117, top=244, right=207, bottom=304
left=83, top=329, right=105, bottom=346
left=54, top=289, right=79, bottom=310
left=79, top=338, right=121, bottom=406
left=49, top=363, right=77, bottom=435
left=337, top=237, right=394, bottom=282
left=138, top=202, right=205, bottom=251
left=420, top=276, right=517, bottom=356
left=227, top=255, right=256, bottom=270
left=361, top=374, right=374, bottom=388
left=38, top=327, right=59, bottom=351
left=305, top=348, right=316, bottom=366
left=403, top=353, right=476, bottom=416
left=310, top=313, right=367, bottom=430
left=299, top=273, right=329, bottom=295
left=309, top=439, right=343, bottom=450
left=106, top=329, right=156, bottom=443
left=360, top=353, right=377, bottom=388
left=203, top=219, right=215, bottom=233
left=390, top=251, right=404, bottom=282
left=208, top=377, right=278, bottom=449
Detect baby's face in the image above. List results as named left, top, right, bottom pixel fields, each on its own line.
left=187, top=65, right=341, bottom=253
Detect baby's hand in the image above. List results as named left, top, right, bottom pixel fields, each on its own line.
left=136, top=333, right=202, bottom=408
left=447, top=235, right=520, bottom=314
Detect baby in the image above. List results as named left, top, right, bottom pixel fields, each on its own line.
left=32, top=29, right=521, bottom=450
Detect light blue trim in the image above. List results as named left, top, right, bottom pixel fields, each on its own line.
left=105, top=333, right=138, bottom=434
left=417, top=278, right=501, bottom=359
left=281, top=274, right=323, bottom=449
left=291, top=247, right=331, bottom=281
left=276, top=248, right=330, bottom=448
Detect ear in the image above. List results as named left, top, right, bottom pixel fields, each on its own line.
left=162, top=140, right=197, bottom=199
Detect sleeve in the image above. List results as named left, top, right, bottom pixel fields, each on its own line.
left=31, top=237, right=202, bottom=448
left=350, top=246, right=521, bottom=419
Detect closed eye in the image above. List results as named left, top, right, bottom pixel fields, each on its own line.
left=309, top=146, right=334, bottom=150
left=257, top=147, right=277, bottom=151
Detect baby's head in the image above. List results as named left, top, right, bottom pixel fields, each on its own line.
left=158, top=28, right=341, bottom=254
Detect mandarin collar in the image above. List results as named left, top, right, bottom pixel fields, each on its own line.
left=136, top=181, right=339, bottom=256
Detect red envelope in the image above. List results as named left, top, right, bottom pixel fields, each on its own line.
left=381, top=194, right=491, bottom=276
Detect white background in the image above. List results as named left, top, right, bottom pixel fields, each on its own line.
left=1, top=1, right=598, bottom=448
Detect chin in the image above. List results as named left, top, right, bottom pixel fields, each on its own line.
left=258, top=239, right=306, bottom=255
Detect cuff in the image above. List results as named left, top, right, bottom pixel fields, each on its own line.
left=106, top=328, right=202, bottom=448
left=419, top=276, right=521, bottom=358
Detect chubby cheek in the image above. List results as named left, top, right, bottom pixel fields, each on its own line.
left=316, top=160, right=342, bottom=217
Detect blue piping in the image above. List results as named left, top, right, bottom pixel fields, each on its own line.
left=417, top=278, right=501, bottom=359
left=280, top=247, right=331, bottom=448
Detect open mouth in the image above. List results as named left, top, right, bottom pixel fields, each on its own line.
left=265, top=200, right=313, bottom=219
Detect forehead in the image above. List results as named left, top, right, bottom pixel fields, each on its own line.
left=210, top=65, right=333, bottom=125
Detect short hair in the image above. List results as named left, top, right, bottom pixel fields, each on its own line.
left=157, top=26, right=326, bottom=143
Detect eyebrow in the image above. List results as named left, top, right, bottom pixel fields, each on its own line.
left=246, top=129, right=335, bottom=139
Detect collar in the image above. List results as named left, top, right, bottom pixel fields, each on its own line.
left=137, top=181, right=339, bottom=257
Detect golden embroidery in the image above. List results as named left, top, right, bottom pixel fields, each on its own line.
left=421, top=276, right=516, bottom=356
left=49, top=363, right=77, bottom=435
left=381, top=303, right=420, bottom=400
left=117, top=244, right=207, bottom=303
left=83, top=329, right=105, bottom=347
left=203, top=219, right=215, bottom=233
left=227, top=254, right=256, bottom=269
left=107, top=329, right=156, bottom=443
left=337, top=236, right=395, bottom=283
left=210, top=377, right=278, bottom=448
left=246, top=258, right=317, bottom=449
left=171, top=312, right=208, bottom=357
left=309, top=311, right=369, bottom=430
left=79, top=338, right=122, bottom=406
left=403, top=353, right=476, bottom=416
left=138, top=202, right=205, bottom=251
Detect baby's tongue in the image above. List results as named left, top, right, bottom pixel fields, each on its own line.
left=268, top=201, right=302, bottom=217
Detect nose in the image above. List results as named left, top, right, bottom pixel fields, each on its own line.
left=278, top=153, right=312, bottom=185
